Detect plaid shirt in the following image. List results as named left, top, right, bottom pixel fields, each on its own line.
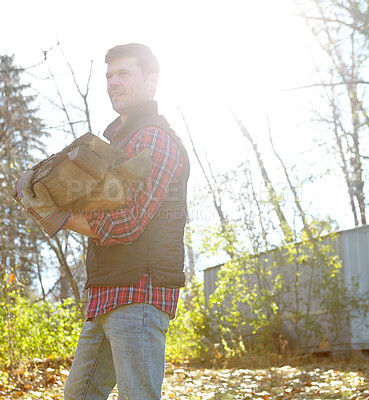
left=86, top=270, right=180, bottom=319
left=85, top=126, right=184, bottom=320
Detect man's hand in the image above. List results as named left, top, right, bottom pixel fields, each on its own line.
left=18, top=170, right=71, bottom=237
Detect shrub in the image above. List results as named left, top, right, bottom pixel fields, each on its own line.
left=166, top=279, right=210, bottom=363
left=0, top=284, right=82, bottom=368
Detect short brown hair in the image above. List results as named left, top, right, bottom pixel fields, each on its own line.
left=105, top=43, right=159, bottom=78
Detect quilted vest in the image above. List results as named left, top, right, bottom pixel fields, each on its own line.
left=84, top=101, right=190, bottom=289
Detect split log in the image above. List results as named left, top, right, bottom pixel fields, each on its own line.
left=13, top=132, right=151, bottom=212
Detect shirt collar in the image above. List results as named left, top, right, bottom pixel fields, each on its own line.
left=103, top=100, right=158, bottom=143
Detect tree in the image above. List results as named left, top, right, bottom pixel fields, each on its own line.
left=0, top=54, right=48, bottom=293
left=295, top=0, right=369, bottom=41
left=230, top=111, right=294, bottom=243
left=295, top=0, right=369, bottom=226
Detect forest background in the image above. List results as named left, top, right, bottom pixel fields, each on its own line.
left=1, top=0, right=369, bottom=394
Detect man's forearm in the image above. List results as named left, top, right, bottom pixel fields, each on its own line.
left=63, top=213, right=99, bottom=238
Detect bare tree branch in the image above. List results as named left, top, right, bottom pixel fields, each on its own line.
left=177, top=105, right=236, bottom=258
left=49, top=68, right=78, bottom=139
left=0, top=41, right=60, bottom=73
left=229, top=107, right=293, bottom=242
left=60, top=49, right=94, bottom=132
left=265, top=80, right=369, bottom=94
left=31, top=277, right=62, bottom=304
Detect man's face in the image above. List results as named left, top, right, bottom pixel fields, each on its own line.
left=106, top=57, right=157, bottom=119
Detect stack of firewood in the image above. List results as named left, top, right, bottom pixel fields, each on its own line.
left=13, top=132, right=151, bottom=212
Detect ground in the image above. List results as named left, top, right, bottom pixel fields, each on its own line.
left=1, top=358, right=369, bottom=399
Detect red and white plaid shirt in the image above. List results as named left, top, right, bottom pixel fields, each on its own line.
left=85, top=126, right=184, bottom=320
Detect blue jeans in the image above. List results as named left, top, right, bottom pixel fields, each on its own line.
left=64, top=303, right=170, bottom=400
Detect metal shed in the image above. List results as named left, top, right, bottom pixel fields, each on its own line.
left=203, top=225, right=369, bottom=353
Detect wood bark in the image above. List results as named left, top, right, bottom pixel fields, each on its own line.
left=13, top=132, right=151, bottom=212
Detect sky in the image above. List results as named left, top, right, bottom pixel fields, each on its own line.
left=1, top=0, right=358, bottom=251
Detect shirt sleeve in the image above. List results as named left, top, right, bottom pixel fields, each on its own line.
left=85, top=126, right=184, bottom=246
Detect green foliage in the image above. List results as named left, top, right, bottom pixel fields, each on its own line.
left=207, top=220, right=369, bottom=361
left=166, top=279, right=210, bottom=363
left=0, top=277, right=82, bottom=368
left=209, top=253, right=284, bottom=357
left=201, top=222, right=240, bottom=258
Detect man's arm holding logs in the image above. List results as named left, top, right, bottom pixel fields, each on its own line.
left=62, top=214, right=98, bottom=238
left=18, top=127, right=183, bottom=243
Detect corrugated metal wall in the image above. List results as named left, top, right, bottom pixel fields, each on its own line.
left=340, top=226, right=369, bottom=349
left=203, top=225, right=369, bottom=352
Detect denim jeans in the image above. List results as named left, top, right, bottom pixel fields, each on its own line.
left=64, top=303, right=170, bottom=400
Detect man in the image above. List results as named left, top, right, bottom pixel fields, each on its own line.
left=18, top=43, right=190, bottom=399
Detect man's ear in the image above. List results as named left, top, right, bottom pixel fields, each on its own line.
left=147, top=73, right=159, bottom=93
